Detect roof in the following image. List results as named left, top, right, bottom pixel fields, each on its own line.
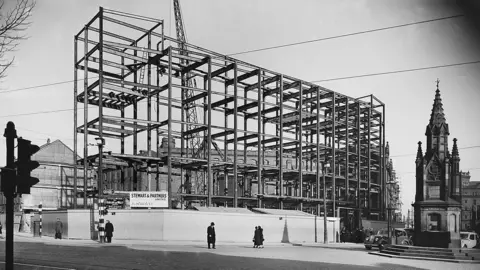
left=32, top=140, right=80, bottom=165
left=40, top=139, right=80, bottom=159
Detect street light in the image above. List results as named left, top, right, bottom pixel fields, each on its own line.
left=95, top=137, right=105, bottom=244
left=323, top=160, right=330, bottom=244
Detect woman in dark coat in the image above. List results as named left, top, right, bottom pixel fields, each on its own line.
left=105, top=220, right=114, bottom=243
left=254, top=226, right=264, bottom=248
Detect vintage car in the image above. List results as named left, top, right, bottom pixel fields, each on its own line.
left=364, top=228, right=412, bottom=250
left=460, top=231, right=479, bottom=249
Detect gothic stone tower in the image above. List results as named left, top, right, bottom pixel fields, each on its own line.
left=413, top=80, right=462, bottom=248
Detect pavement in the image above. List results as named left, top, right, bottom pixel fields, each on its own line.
left=4, top=232, right=479, bottom=270
left=12, top=232, right=365, bottom=250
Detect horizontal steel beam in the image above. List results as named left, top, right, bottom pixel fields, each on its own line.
left=225, top=69, right=260, bottom=86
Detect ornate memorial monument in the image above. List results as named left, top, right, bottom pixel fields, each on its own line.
left=413, top=79, right=462, bottom=248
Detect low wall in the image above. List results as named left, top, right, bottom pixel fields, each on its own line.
left=31, top=209, right=340, bottom=243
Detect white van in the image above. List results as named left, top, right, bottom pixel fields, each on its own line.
left=460, top=232, right=479, bottom=249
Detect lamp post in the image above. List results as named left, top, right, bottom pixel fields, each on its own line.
left=323, top=160, right=330, bottom=244
left=95, top=137, right=105, bottom=244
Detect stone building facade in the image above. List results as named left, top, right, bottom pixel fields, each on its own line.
left=461, top=175, right=480, bottom=231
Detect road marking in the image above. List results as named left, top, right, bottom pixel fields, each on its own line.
left=0, top=261, right=75, bottom=270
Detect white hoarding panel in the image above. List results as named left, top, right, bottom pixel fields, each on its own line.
left=130, top=191, right=168, bottom=208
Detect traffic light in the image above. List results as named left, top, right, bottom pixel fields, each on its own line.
left=16, top=138, right=40, bottom=194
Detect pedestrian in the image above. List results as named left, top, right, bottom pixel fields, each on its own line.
left=258, top=226, right=264, bottom=248
left=207, top=222, right=216, bottom=249
left=253, top=226, right=258, bottom=248
left=105, top=220, right=114, bottom=243
left=254, top=225, right=264, bottom=248
left=55, top=218, right=63, bottom=239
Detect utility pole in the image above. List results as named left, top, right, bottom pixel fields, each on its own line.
left=3, top=121, right=17, bottom=269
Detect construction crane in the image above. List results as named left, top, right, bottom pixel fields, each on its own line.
left=173, top=0, right=224, bottom=196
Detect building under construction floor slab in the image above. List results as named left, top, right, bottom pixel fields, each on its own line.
left=73, top=7, right=391, bottom=223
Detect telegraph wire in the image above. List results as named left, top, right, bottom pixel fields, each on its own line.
left=228, top=14, right=465, bottom=56
left=0, top=77, right=98, bottom=94
left=312, top=60, right=480, bottom=83
left=0, top=14, right=469, bottom=96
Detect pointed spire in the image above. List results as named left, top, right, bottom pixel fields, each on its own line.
left=428, top=79, right=448, bottom=128
left=416, top=141, right=423, bottom=163
left=452, top=138, right=459, bottom=158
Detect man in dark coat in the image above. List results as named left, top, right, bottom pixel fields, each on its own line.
left=207, top=222, right=216, bottom=249
left=55, top=218, right=63, bottom=239
left=105, top=220, right=114, bottom=243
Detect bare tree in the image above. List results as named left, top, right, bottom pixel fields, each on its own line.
left=0, top=0, right=35, bottom=80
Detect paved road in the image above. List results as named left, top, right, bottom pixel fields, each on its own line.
left=0, top=238, right=477, bottom=270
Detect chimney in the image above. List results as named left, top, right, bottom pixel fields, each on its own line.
left=47, top=138, right=51, bottom=144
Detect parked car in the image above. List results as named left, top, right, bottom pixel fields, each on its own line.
left=460, top=231, right=479, bottom=249
left=364, top=228, right=413, bottom=250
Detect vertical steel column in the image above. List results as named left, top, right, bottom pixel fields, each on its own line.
left=98, top=6, right=104, bottom=200
left=156, top=59, right=160, bottom=192
left=379, top=107, right=384, bottom=218
left=367, top=96, right=372, bottom=216
left=243, top=77, right=247, bottom=200
left=382, top=105, right=386, bottom=220
left=315, top=88, right=320, bottom=215
left=279, top=75, right=284, bottom=209
left=224, top=61, right=229, bottom=199
left=97, top=7, right=105, bottom=243
left=167, top=48, right=173, bottom=208
left=261, top=71, right=266, bottom=200
left=147, top=33, right=152, bottom=182
left=203, top=83, right=207, bottom=197
left=132, top=43, right=139, bottom=191
left=332, top=94, right=336, bottom=217
left=298, top=82, right=303, bottom=211
left=233, top=63, right=238, bottom=207
left=83, top=26, right=89, bottom=209
left=180, top=69, right=185, bottom=197
left=73, top=36, right=78, bottom=209
left=356, top=103, right=361, bottom=227
left=207, top=58, right=213, bottom=207
left=257, top=70, right=262, bottom=208
left=120, top=55, right=125, bottom=191
left=345, top=100, right=349, bottom=202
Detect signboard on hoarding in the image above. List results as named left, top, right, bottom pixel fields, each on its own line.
left=130, top=191, right=168, bottom=208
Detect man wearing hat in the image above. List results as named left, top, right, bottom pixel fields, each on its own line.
left=207, top=222, right=216, bottom=249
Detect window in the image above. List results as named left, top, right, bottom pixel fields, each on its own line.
left=465, top=200, right=468, bottom=204
left=474, top=200, right=477, bottom=205
left=428, top=213, right=441, bottom=231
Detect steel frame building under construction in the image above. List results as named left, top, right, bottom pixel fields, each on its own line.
left=73, top=8, right=388, bottom=221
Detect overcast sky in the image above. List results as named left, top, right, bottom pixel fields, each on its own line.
left=1, top=0, right=479, bottom=218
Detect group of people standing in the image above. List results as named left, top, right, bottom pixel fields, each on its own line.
left=206, top=222, right=266, bottom=249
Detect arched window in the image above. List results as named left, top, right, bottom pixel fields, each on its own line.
left=264, top=159, right=270, bottom=165
left=427, top=213, right=441, bottom=231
